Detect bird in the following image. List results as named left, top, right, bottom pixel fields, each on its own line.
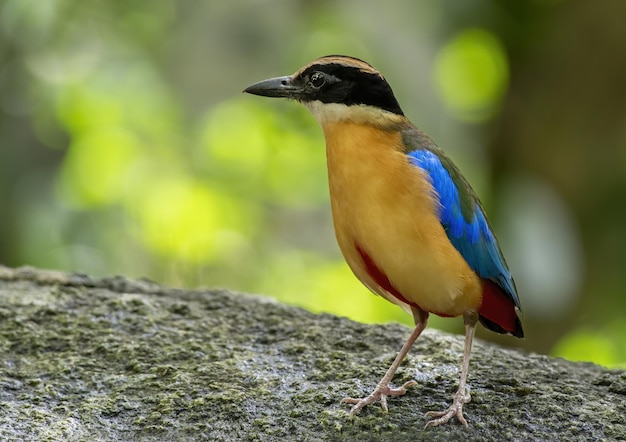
left=244, top=55, right=523, bottom=427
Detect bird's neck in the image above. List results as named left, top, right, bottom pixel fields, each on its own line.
left=305, top=101, right=407, bottom=129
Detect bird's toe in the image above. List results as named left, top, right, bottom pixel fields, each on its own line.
left=424, top=390, right=470, bottom=427
left=340, top=381, right=417, bottom=415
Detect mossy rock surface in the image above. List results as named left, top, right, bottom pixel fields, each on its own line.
left=0, top=266, right=624, bottom=441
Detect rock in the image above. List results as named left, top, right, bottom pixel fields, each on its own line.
left=0, top=265, right=624, bottom=441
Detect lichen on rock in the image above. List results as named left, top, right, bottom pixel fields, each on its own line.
left=0, top=266, right=624, bottom=441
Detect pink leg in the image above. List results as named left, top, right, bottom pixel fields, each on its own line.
left=341, top=308, right=428, bottom=415
left=425, top=311, right=478, bottom=427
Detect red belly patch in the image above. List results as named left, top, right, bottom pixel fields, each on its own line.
left=355, top=243, right=452, bottom=317
left=355, top=243, right=412, bottom=305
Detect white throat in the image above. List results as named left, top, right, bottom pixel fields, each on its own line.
left=303, top=101, right=404, bottom=127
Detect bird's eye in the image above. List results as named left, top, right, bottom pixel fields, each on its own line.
left=308, top=72, right=326, bottom=89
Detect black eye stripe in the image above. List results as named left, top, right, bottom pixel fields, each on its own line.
left=295, top=63, right=404, bottom=116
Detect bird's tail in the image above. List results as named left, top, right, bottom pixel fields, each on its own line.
left=478, top=279, right=524, bottom=338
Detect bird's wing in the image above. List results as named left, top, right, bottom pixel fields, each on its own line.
left=403, top=131, right=521, bottom=312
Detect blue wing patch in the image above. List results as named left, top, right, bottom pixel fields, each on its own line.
left=407, top=149, right=520, bottom=308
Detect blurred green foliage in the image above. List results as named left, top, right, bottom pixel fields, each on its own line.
left=552, top=319, right=626, bottom=369
left=434, top=28, right=508, bottom=121
left=2, top=0, right=626, bottom=368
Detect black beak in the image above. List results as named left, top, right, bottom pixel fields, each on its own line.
left=243, top=76, right=302, bottom=99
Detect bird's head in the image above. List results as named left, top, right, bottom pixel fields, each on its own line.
left=244, top=55, right=405, bottom=126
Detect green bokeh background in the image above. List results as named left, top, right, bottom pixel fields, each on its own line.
left=2, top=0, right=625, bottom=367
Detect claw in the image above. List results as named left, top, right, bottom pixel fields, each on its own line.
left=424, top=389, right=471, bottom=427
left=341, top=380, right=417, bottom=415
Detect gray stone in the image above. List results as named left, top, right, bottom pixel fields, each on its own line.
left=0, top=265, right=624, bottom=441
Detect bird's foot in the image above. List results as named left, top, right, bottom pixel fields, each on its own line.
left=341, top=380, right=417, bottom=415
left=424, top=388, right=471, bottom=427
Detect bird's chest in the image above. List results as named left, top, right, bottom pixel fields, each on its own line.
left=323, top=123, right=443, bottom=279
left=323, top=123, right=435, bottom=251
left=321, top=122, right=480, bottom=315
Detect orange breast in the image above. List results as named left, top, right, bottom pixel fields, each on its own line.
left=322, top=121, right=482, bottom=317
